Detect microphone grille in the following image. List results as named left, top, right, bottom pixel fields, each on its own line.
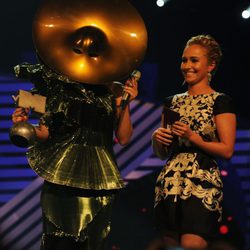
left=131, top=70, right=141, bottom=81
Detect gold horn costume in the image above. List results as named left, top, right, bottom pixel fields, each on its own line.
left=13, top=0, right=147, bottom=248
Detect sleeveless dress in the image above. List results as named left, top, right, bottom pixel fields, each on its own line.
left=14, top=63, right=124, bottom=250
left=154, top=91, right=235, bottom=241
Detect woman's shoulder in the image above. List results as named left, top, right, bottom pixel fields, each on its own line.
left=214, top=92, right=232, bottom=99
left=163, top=92, right=188, bottom=106
left=213, top=92, right=236, bottom=115
left=163, top=92, right=187, bottom=100
left=213, top=92, right=234, bottom=105
left=163, top=95, right=174, bottom=107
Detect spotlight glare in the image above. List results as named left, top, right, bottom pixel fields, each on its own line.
left=219, top=225, right=229, bottom=234
left=156, top=0, right=165, bottom=7
left=221, top=170, right=228, bottom=176
left=242, top=9, right=250, bottom=19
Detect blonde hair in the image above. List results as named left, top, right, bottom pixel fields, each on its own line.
left=185, top=34, right=222, bottom=74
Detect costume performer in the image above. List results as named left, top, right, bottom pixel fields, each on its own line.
left=152, top=34, right=236, bottom=249
left=12, top=62, right=138, bottom=250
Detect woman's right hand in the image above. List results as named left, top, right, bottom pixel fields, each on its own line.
left=12, top=107, right=29, bottom=123
left=152, top=127, right=173, bottom=146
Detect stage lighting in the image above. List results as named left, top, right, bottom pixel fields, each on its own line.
left=156, top=0, right=165, bottom=7
left=242, top=8, right=250, bottom=19
left=156, top=0, right=171, bottom=7
left=220, top=225, right=229, bottom=235
left=221, top=170, right=228, bottom=176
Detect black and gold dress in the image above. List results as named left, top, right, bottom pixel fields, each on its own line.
left=153, top=91, right=235, bottom=241
left=14, top=63, right=124, bottom=250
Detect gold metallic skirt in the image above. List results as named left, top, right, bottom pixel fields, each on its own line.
left=40, top=181, right=116, bottom=250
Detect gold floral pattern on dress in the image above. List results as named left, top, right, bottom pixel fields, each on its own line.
left=155, top=92, right=224, bottom=221
left=171, top=92, right=220, bottom=139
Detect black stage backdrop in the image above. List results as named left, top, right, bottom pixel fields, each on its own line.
left=0, top=0, right=250, bottom=120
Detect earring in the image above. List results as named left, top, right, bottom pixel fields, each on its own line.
left=181, top=80, right=186, bottom=86
left=208, top=72, right=212, bottom=84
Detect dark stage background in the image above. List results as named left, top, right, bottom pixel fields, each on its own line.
left=0, top=0, right=250, bottom=120
left=0, top=1, right=250, bottom=250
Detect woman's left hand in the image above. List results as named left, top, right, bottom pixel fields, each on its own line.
left=171, top=121, right=194, bottom=140
left=123, top=77, right=138, bottom=102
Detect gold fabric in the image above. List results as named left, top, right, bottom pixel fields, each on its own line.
left=41, top=182, right=114, bottom=248
left=28, top=142, right=124, bottom=190
left=14, top=63, right=124, bottom=249
left=19, top=63, right=124, bottom=190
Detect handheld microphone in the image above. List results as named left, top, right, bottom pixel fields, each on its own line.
left=120, top=70, right=141, bottom=110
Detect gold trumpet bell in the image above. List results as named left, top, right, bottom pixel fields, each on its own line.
left=32, top=0, right=148, bottom=84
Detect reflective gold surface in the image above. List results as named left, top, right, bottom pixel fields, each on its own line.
left=33, top=0, right=148, bottom=84
left=24, top=67, right=125, bottom=190
left=41, top=182, right=114, bottom=245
